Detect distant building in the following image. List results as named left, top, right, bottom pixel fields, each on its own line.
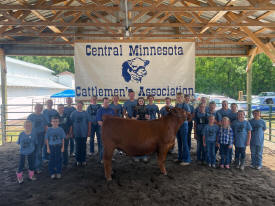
left=0, top=57, right=72, bottom=98
left=57, top=71, right=75, bottom=88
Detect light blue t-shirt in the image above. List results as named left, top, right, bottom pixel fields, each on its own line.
left=96, top=107, right=115, bottom=121
left=70, top=111, right=91, bottom=138
left=231, top=120, right=252, bottom=148
left=64, top=106, right=76, bottom=117
left=45, top=127, right=65, bottom=145
left=109, top=103, right=123, bottom=117
left=216, top=108, right=232, bottom=122
left=146, top=104, right=160, bottom=120
left=249, top=119, right=266, bottom=146
left=160, top=105, right=174, bottom=117
left=17, top=131, right=37, bottom=155
left=123, top=100, right=137, bottom=118
left=43, top=109, right=59, bottom=127
left=203, top=124, right=219, bottom=142
left=87, top=104, right=101, bottom=124
left=27, top=113, right=47, bottom=134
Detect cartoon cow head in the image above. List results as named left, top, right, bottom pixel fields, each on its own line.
left=122, top=57, right=150, bottom=83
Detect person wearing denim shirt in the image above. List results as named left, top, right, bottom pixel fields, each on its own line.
left=64, top=97, right=76, bottom=157
left=16, top=120, right=37, bottom=184
left=87, top=96, right=102, bottom=156
left=97, top=97, right=115, bottom=163
left=70, top=101, right=91, bottom=166
left=27, top=103, right=47, bottom=173
left=249, top=110, right=266, bottom=170
left=231, top=110, right=252, bottom=170
left=203, top=115, right=219, bottom=168
left=123, top=89, right=137, bottom=119
left=218, top=117, right=234, bottom=169
left=184, top=94, right=194, bottom=150
left=194, top=102, right=208, bottom=164
left=45, top=117, right=65, bottom=179
left=160, top=97, right=174, bottom=117
left=146, top=95, right=160, bottom=120
left=109, top=95, right=123, bottom=117
left=175, top=93, right=191, bottom=166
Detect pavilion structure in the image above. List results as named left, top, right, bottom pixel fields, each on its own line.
left=0, top=0, right=275, bottom=144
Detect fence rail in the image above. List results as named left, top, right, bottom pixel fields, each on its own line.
left=0, top=102, right=274, bottom=145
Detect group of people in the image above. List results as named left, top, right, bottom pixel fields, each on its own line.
left=16, top=90, right=266, bottom=184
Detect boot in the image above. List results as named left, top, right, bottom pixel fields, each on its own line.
left=28, top=170, right=37, bottom=181
left=16, top=172, right=24, bottom=184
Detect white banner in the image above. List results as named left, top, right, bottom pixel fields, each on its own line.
left=74, top=42, right=195, bottom=100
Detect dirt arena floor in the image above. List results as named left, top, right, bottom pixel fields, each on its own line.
left=0, top=140, right=275, bottom=206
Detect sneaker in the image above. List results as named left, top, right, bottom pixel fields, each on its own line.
left=236, top=164, right=240, bottom=169
left=220, top=164, right=224, bottom=169
left=142, top=157, right=149, bottom=163
left=225, top=165, right=230, bottom=169
left=87, top=152, right=92, bottom=156
left=56, top=174, right=62, bottom=179
left=51, top=174, right=55, bottom=179
left=249, top=165, right=255, bottom=169
left=28, top=170, right=37, bottom=181
left=256, top=166, right=262, bottom=170
left=76, top=162, right=81, bottom=167
left=212, top=164, right=216, bottom=168
left=100, top=160, right=103, bottom=164
left=208, top=164, right=212, bottom=168
left=16, top=172, right=24, bottom=184
left=180, top=162, right=190, bottom=166
left=112, top=158, right=116, bottom=161
left=82, top=162, right=87, bottom=166
left=133, top=157, right=140, bottom=162
left=35, top=170, right=42, bottom=174
left=240, top=165, right=245, bottom=171
left=174, top=159, right=181, bottom=163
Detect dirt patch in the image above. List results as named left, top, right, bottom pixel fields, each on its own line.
left=0, top=140, right=275, bottom=206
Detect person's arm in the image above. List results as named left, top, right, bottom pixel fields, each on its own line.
left=194, top=122, right=197, bottom=140
left=61, top=138, right=64, bottom=153
left=156, top=106, right=160, bottom=119
left=88, top=122, right=91, bottom=137
left=228, top=129, right=233, bottom=148
left=203, top=135, right=206, bottom=147
left=145, top=108, right=150, bottom=120
left=46, top=139, right=50, bottom=154
left=246, top=130, right=251, bottom=146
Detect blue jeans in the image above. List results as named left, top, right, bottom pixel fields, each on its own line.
left=49, top=144, right=62, bottom=175
left=42, top=144, right=49, bottom=161
left=70, top=138, right=75, bottom=155
left=229, top=148, right=233, bottom=164
left=75, top=137, right=87, bottom=163
left=206, top=141, right=216, bottom=165
left=235, top=147, right=246, bottom=166
left=176, top=122, right=191, bottom=163
left=63, top=138, right=69, bottom=166
left=250, top=145, right=263, bottom=167
left=196, top=136, right=206, bottom=162
left=187, top=121, right=193, bottom=150
left=18, top=152, right=34, bottom=173
left=90, top=124, right=102, bottom=159
left=220, top=144, right=230, bottom=165
left=34, top=132, right=44, bottom=170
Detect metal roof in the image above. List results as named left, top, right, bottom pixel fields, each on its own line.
left=0, top=0, right=274, bottom=60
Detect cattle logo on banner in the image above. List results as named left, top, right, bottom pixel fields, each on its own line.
left=74, top=42, right=195, bottom=100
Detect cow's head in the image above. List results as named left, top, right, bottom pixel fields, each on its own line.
left=122, top=57, right=150, bottom=83
left=167, top=107, right=190, bottom=121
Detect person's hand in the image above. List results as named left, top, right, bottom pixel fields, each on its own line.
left=246, top=142, right=250, bottom=146
left=216, top=143, right=220, bottom=148
left=65, top=134, right=69, bottom=139
left=228, top=145, right=232, bottom=149
left=61, top=146, right=64, bottom=153
left=203, top=142, right=206, bottom=147
left=136, top=115, right=140, bottom=119
left=194, top=134, right=197, bottom=140
left=47, top=147, right=50, bottom=154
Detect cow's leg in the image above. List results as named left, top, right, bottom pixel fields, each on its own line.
left=157, top=146, right=169, bottom=175
left=103, top=145, right=115, bottom=181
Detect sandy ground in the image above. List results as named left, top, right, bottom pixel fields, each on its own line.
left=0, top=139, right=275, bottom=206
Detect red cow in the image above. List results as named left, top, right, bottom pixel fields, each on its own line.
left=101, top=107, right=189, bottom=181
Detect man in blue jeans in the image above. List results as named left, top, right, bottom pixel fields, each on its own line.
left=96, top=97, right=115, bottom=163
left=86, top=96, right=102, bottom=157
left=175, top=93, right=191, bottom=166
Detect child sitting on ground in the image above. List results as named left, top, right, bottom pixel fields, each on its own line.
left=203, top=115, right=219, bottom=168
left=16, top=120, right=37, bottom=184
left=217, top=117, right=234, bottom=169
left=45, top=117, right=65, bottom=179
left=231, top=110, right=252, bottom=170
left=249, top=110, right=266, bottom=170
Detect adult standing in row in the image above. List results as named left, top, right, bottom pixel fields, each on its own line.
left=123, top=89, right=137, bottom=119
left=184, top=94, right=194, bottom=150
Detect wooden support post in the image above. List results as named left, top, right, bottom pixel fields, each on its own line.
left=0, top=48, right=7, bottom=145
left=246, top=55, right=253, bottom=119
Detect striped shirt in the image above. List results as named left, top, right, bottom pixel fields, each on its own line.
left=218, top=127, right=234, bottom=145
